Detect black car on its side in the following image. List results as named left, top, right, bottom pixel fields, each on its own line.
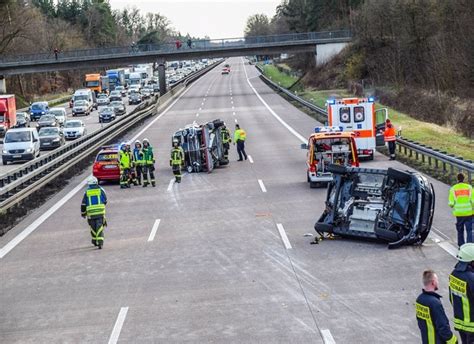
left=37, top=114, right=59, bottom=129
left=314, top=165, right=435, bottom=248
left=38, top=126, right=64, bottom=150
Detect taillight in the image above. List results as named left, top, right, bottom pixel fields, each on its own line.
left=309, top=163, right=317, bottom=172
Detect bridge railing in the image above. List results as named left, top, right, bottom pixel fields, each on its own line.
left=0, top=30, right=352, bottom=65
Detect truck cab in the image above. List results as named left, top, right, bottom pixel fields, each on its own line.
left=301, top=126, right=359, bottom=188
left=0, top=95, right=17, bottom=137
left=327, top=97, right=387, bottom=160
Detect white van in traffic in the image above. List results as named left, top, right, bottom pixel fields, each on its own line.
left=72, top=89, right=97, bottom=110
left=2, top=127, right=40, bottom=165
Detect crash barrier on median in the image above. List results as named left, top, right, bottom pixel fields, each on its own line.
left=0, top=60, right=223, bottom=214
left=255, top=64, right=474, bottom=184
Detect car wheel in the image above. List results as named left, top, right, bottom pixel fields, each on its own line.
left=2, top=159, right=7, bottom=166
left=387, top=168, right=411, bottom=182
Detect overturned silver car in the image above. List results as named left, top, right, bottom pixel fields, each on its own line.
left=314, top=165, right=435, bottom=248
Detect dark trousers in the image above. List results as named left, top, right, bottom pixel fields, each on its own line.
left=237, top=140, right=247, bottom=160
left=459, top=330, right=474, bottom=344
left=120, top=168, right=130, bottom=187
left=143, top=164, right=155, bottom=186
left=457, top=216, right=473, bottom=247
left=88, top=216, right=105, bottom=246
left=388, top=141, right=396, bottom=159
left=172, top=164, right=182, bottom=182
left=134, top=165, right=143, bottom=185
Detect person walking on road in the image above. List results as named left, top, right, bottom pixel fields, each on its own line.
left=119, top=143, right=131, bottom=189
left=416, top=269, right=458, bottom=344
left=383, top=118, right=397, bottom=160
left=449, top=244, right=474, bottom=343
left=170, top=139, right=184, bottom=183
left=81, top=176, right=108, bottom=249
left=53, top=47, right=59, bottom=60
left=234, top=124, right=247, bottom=161
left=133, top=140, right=144, bottom=186
left=142, top=138, right=156, bottom=187
left=449, top=173, right=474, bottom=247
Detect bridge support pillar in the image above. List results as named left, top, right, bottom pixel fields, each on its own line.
left=158, top=63, right=167, bottom=96
left=0, top=76, right=6, bottom=94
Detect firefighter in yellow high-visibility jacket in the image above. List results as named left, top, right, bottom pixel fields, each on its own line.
left=449, top=173, right=474, bottom=247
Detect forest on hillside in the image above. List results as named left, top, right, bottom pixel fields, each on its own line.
left=0, top=0, right=185, bottom=101
left=244, top=0, right=473, bottom=136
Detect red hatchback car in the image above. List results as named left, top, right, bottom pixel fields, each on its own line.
left=92, top=145, right=120, bottom=182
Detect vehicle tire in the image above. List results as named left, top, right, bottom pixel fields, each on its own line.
left=2, top=159, right=7, bottom=166
left=368, top=153, right=374, bottom=161
left=307, top=173, right=310, bottom=183
left=387, top=167, right=411, bottom=182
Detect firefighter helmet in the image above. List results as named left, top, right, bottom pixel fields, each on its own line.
left=457, top=243, right=474, bottom=262
left=87, top=176, right=98, bottom=186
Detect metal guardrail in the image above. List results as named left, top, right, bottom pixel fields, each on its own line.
left=255, top=64, right=474, bottom=184
left=0, top=60, right=223, bottom=212
left=0, top=30, right=352, bottom=65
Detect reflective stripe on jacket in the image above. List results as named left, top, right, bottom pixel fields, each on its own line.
left=133, top=148, right=144, bottom=165
left=416, top=290, right=457, bottom=344
left=170, top=147, right=184, bottom=165
left=449, top=183, right=473, bottom=217
left=234, top=128, right=246, bottom=142
left=221, top=128, right=231, bottom=143
left=82, top=186, right=107, bottom=217
left=119, top=150, right=130, bottom=169
left=449, top=265, right=474, bottom=333
left=384, top=124, right=396, bottom=142
left=143, top=146, right=154, bottom=165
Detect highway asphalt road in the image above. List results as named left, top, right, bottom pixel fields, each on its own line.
left=0, top=57, right=461, bottom=343
left=0, top=96, right=145, bottom=175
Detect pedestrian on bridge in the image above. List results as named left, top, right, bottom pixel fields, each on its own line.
left=449, top=244, right=474, bottom=343
left=416, top=269, right=457, bottom=344
left=53, top=47, right=59, bottom=60
left=81, top=176, right=107, bottom=249
left=175, top=39, right=182, bottom=50
left=383, top=118, right=396, bottom=160
left=449, top=173, right=474, bottom=247
left=187, top=38, right=192, bottom=49
left=142, top=138, right=156, bottom=187
left=234, top=124, right=247, bottom=161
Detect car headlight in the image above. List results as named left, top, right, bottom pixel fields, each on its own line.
left=25, top=148, right=33, bottom=153
left=41, top=111, right=45, bottom=114
left=53, top=138, right=60, bottom=142
left=2, top=150, right=7, bottom=154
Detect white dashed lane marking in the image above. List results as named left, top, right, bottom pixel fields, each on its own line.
left=147, top=219, right=161, bottom=242
left=108, top=307, right=129, bottom=344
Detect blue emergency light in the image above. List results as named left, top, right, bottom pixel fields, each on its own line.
left=368, top=96, right=375, bottom=103
left=326, top=99, right=336, bottom=105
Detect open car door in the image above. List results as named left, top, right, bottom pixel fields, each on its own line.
left=375, top=108, right=388, bottom=146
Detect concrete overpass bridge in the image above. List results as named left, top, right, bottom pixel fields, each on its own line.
left=0, top=30, right=351, bottom=94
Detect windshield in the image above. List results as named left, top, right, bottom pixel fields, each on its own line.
left=116, top=86, right=123, bottom=91
left=16, top=114, right=25, bottom=120
left=49, top=110, right=64, bottom=116
left=75, top=100, right=87, bottom=106
left=96, top=153, right=118, bottom=162
left=74, top=95, right=88, bottom=101
left=39, top=128, right=59, bottom=136
left=98, top=95, right=108, bottom=99
left=85, top=81, right=99, bottom=87
left=111, top=101, right=123, bottom=106
left=40, top=115, right=55, bottom=121
left=31, top=103, right=46, bottom=110
left=66, top=121, right=81, bottom=128
left=100, top=108, right=114, bottom=113
left=5, top=131, right=31, bottom=143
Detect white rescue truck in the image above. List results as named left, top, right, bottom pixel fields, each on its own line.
left=327, top=97, right=387, bottom=160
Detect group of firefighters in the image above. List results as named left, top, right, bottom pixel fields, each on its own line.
left=119, top=139, right=156, bottom=188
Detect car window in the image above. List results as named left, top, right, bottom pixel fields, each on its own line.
left=39, top=128, right=59, bottom=136
left=96, top=153, right=118, bottom=162
left=75, top=100, right=87, bottom=106
left=5, top=131, right=31, bottom=143
left=354, top=106, right=365, bottom=123
left=40, top=115, right=55, bottom=121
left=66, top=121, right=81, bottom=128
left=49, top=110, right=64, bottom=116
left=110, top=101, right=123, bottom=106
left=31, top=103, right=46, bottom=110
left=339, top=107, right=351, bottom=123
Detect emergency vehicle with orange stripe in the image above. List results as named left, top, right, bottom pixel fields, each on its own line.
left=326, top=97, right=388, bottom=160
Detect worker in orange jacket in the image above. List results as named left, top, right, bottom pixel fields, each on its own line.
left=383, top=119, right=397, bottom=160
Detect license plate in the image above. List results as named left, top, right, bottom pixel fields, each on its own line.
left=13, top=154, right=21, bottom=158
left=43, top=142, right=50, bottom=145
left=104, top=165, right=117, bottom=169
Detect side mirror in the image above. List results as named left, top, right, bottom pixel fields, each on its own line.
left=33, top=138, right=38, bottom=142
left=300, top=143, right=308, bottom=150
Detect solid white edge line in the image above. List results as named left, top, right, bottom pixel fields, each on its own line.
left=241, top=57, right=306, bottom=144
left=258, top=179, right=267, bottom=193
left=429, top=232, right=457, bottom=258
left=0, top=178, right=87, bottom=259
left=167, top=178, right=175, bottom=191
left=108, top=307, right=129, bottom=344
left=147, top=219, right=161, bottom=242
left=276, top=223, right=292, bottom=249
left=0, top=71, right=206, bottom=259
left=321, top=329, right=336, bottom=344
left=248, top=155, right=254, bottom=164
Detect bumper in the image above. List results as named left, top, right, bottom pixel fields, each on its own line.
left=72, top=110, right=88, bottom=115
left=308, top=172, right=333, bottom=183
left=65, top=134, right=81, bottom=140
left=93, top=172, right=120, bottom=181
left=3, top=153, right=35, bottom=162
left=40, top=141, right=61, bottom=149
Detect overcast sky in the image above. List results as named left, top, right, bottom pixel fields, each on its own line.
left=110, top=0, right=280, bottom=38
